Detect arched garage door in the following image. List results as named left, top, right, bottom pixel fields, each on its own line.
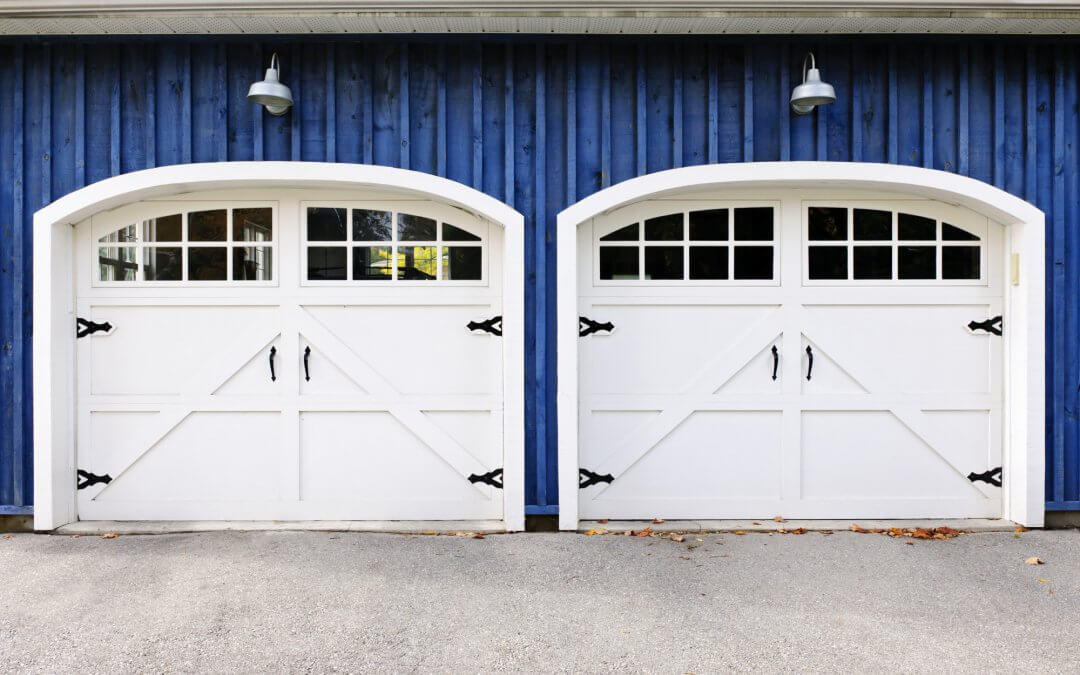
left=574, top=190, right=1005, bottom=521
left=75, top=189, right=509, bottom=521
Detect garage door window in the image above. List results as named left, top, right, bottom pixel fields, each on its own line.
left=304, top=207, right=484, bottom=283
left=806, top=206, right=984, bottom=284
left=97, top=207, right=274, bottom=284
left=597, top=207, right=776, bottom=283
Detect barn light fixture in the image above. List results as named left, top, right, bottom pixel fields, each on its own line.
left=247, top=53, right=293, bottom=116
left=790, top=52, right=836, bottom=115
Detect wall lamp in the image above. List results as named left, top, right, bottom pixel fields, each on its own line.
left=248, top=53, right=294, bottom=116
left=790, top=52, right=836, bottom=115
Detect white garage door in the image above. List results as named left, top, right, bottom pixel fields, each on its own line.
left=577, top=194, right=1004, bottom=520
left=76, top=194, right=505, bottom=521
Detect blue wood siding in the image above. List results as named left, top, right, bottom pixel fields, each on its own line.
left=0, top=37, right=1078, bottom=514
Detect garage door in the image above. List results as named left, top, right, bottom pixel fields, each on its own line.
left=577, top=195, right=1004, bottom=520
left=76, top=195, right=506, bottom=521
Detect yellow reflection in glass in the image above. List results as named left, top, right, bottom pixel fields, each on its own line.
left=397, top=246, right=438, bottom=280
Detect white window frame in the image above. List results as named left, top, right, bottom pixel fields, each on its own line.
left=593, top=200, right=781, bottom=287
left=90, top=200, right=278, bottom=288
left=801, top=200, right=988, bottom=287
left=298, top=200, right=487, bottom=286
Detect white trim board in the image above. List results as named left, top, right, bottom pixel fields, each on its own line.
left=33, top=161, right=526, bottom=532
left=556, top=161, right=1045, bottom=530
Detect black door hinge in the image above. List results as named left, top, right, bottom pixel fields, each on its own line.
left=579, top=468, right=614, bottom=488
left=967, top=315, right=1002, bottom=336
left=468, top=468, right=504, bottom=489
left=579, top=316, right=614, bottom=337
left=467, top=315, right=503, bottom=336
left=77, top=469, right=112, bottom=490
left=76, top=317, right=113, bottom=338
left=967, top=466, right=1002, bottom=488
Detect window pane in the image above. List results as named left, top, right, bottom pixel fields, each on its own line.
left=644, top=213, right=683, bottom=241
left=188, top=210, right=227, bottom=242
left=307, top=207, right=347, bottom=241
left=942, top=223, right=980, bottom=241
left=141, top=214, right=181, bottom=242
left=808, top=207, right=847, bottom=241
left=188, top=247, right=227, bottom=280
left=98, top=247, right=137, bottom=281
left=689, top=209, right=728, bottom=241
left=443, top=223, right=481, bottom=241
left=898, top=246, right=936, bottom=279
left=644, top=246, right=683, bottom=279
left=734, top=247, right=773, bottom=279
left=600, top=223, right=639, bottom=241
left=942, top=246, right=980, bottom=279
left=599, top=247, right=639, bottom=279
left=898, top=213, right=935, bottom=240
left=689, top=246, right=728, bottom=279
left=308, top=246, right=347, bottom=280
left=233, top=208, right=272, bottom=242
left=808, top=246, right=847, bottom=279
left=398, top=213, right=437, bottom=241
left=352, top=246, right=393, bottom=280
left=734, top=207, right=773, bottom=241
left=99, top=224, right=136, bottom=243
left=442, top=246, right=482, bottom=280
left=853, top=246, right=892, bottom=279
left=143, top=247, right=181, bottom=281
left=232, top=246, right=272, bottom=281
left=398, top=245, right=438, bottom=279
left=353, top=209, right=392, bottom=241
left=853, top=209, right=891, bottom=240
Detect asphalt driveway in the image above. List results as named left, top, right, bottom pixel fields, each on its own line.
left=0, top=528, right=1077, bottom=673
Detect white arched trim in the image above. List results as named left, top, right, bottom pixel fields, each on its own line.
left=556, top=162, right=1045, bottom=530
left=34, top=162, right=526, bottom=532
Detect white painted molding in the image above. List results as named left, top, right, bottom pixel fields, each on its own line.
left=33, top=161, right=526, bottom=532
left=555, top=161, right=1045, bottom=530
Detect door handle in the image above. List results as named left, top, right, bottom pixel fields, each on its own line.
left=303, top=346, right=311, bottom=382
left=805, top=345, right=814, bottom=381
left=269, top=346, right=277, bottom=382
left=771, top=345, right=779, bottom=381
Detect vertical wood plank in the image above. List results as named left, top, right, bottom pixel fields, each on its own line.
left=363, top=46, right=373, bottom=164
left=325, top=44, right=336, bottom=163
left=436, top=44, right=446, bottom=177
left=566, top=42, right=576, bottom=202
left=11, top=44, right=24, bottom=506
left=958, top=45, right=970, bottom=175
left=74, top=44, right=85, bottom=187
left=41, top=45, right=52, bottom=205
left=851, top=44, right=862, bottom=163
left=400, top=43, right=409, bottom=169
left=708, top=43, right=718, bottom=163
left=504, top=44, right=514, bottom=205
left=1025, top=45, right=1037, bottom=203
left=534, top=43, right=548, bottom=506
left=922, top=48, right=933, bottom=169
left=673, top=44, right=684, bottom=168
left=145, top=44, right=156, bottom=168
left=779, top=44, right=790, bottom=162
left=471, top=44, right=482, bottom=190
left=253, top=44, right=263, bottom=161
left=888, top=44, right=898, bottom=164
left=636, top=43, right=646, bottom=176
left=743, top=46, right=753, bottom=161
left=1052, top=46, right=1066, bottom=503
left=601, top=45, right=611, bottom=186
left=110, top=46, right=120, bottom=176
left=993, top=44, right=1005, bottom=188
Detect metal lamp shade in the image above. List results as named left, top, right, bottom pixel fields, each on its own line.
left=790, top=67, right=836, bottom=115
left=247, top=58, right=293, bottom=116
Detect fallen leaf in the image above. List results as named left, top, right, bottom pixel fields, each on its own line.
left=634, top=527, right=652, bottom=537
left=652, top=517, right=665, bottom=524
left=734, top=530, right=746, bottom=536
left=790, top=528, right=807, bottom=535
left=751, top=521, right=761, bottom=525
left=905, top=542, right=915, bottom=546
left=680, top=555, right=691, bottom=560
left=773, top=516, right=786, bottom=523
left=670, top=535, right=686, bottom=542
left=1038, top=579, right=1051, bottom=583
left=1014, top=526, right=1027, bottom=533
left=820, top=530, right=833, bottom=536
left=850, top=523, right=868, bottom=533
left=471, top=533, right=485, bottom=539
left=1013, top=533, right=1022, bottom=539
left=100, top=532, right=119, bottom=539
left=597, top=519, right=609, bottom=524
left=1025, top=557, right=1044, bottom=565
left=584, top=528, right=608, bottom=536
left=2, top=534, right=13, bottom=540
left=71, top=534, right=81, bottom=539
left=695, top=538, right=704, bottom=542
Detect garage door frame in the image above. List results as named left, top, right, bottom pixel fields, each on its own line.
left=33, top=161, right=526, bottom=532
left=556, top=162, right=1045, bottom=529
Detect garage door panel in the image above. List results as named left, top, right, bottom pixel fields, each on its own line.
left=298, top=341, right=369, bottom=395
left=587, top=411, right=782, bottom=503
left=212, top=336, right=285, bottom=397
left=87, top=411, right=282, bottom=504
left=299, top=411, right=499, bottom=516
left=802, top=305, right=996, bottom=395
left=713, top=342, right=784, bottom=394
left=801, top=411, right=991, bottom=502
left=304, top=304, right=499, bottom=396
left=89, top=305, right=280, bottom=396
left=801, top=337, right=869, bottom=395
left=422, top=410, right=501, bottom=467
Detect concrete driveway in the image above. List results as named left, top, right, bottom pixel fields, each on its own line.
left=0, top=528, right=1077, bottom=673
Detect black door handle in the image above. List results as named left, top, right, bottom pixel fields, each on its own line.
left=303, top=346, right=311, bottom=382
left=269, top=346, right=277, bottom=382
left=805, top=345, right=814, bottom=381
left=771, top=345, right=779, bottom=381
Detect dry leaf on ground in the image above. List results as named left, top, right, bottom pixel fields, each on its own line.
left=100, top=532, right=119, bottom=539
left=634, top=527, right=653, bottom=537
left=584, top=528, right=609, bottom=536
left=1025, top=556, right=1044, bottom=565
left=734, top=530, right=746, bottom=536
left=652, top=517, right=665, bottom=524
left=773, top=516, right=786, bottom=523
left=2, top=533, right=13, bottom=540
left=597, top=519, right=608, bottom=524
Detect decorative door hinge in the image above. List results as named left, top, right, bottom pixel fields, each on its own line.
left=967, top=315, right=1002, bottom=336
left=579, top=316, right=614, bottom=337
left=967, top=466, right=1002, bottom=488
left=468, top=468, right=504, bottom=489
left=579, top=468, right=614, bottom=488
left=76, top=317, right=113, bottom=338
left=76, top=469, right=112, bottom=490
left=467, top=315, right=503, bottom=336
